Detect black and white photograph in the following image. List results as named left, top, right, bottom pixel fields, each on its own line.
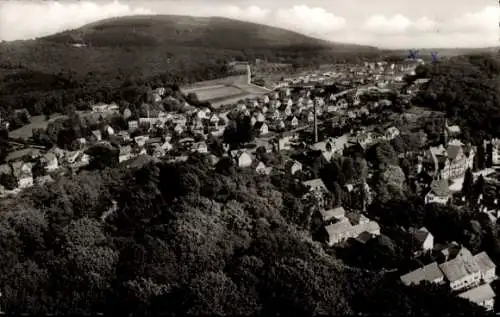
left=0, top=0, right=499, bottom=315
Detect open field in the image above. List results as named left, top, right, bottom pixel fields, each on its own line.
left=194, top=86, right=245, bottom=101
left=182, top=74, right=248, bottom=91
left=10, top=114, right=66, bottom=139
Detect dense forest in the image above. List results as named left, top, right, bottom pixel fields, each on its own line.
left=0, top=154, right=492, bottom=315
left=412, top=53, right=500, bottom=143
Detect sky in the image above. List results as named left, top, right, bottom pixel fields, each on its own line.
left=0, top=0, right=499, bottom=48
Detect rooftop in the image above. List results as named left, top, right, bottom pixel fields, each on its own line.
left=458, top=284, right=495, bottom=303
left=400, top=262, right=444, bottom=286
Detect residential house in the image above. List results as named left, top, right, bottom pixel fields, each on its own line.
left=119, top=146, right=134, bottom=163
left=285, top=160, right=302, bottom=175
left=134, top=135, right=149, bottom=148
left=192, top=142, right=208, bottom=154
left=254, top=161, right=272, bottom=175
left=489, top=138, right=500, bottom=165
left=173, top=124, right=184, bottom=135
left=458, top=284, right=495, bottom=311
left=319, top=206, right=346, bottom=223
left=439, top=247, right=481, bottom=291
left=274, top=132, right=297, bottom=152
left=410, top=227, right=434, bottom=254
left=128, top=120, right=139, bottom=132
left=18, top=171, right=33, bottom=189
left=255, top=112, right=265, bottom=123
left=400, top=262, right=445, bottom=286
left=385, top=126, right=400, bottom=140
left=275, top=120, right=286, bottom=130
left=324, top=216, right=380, bottom=246
left=90, top=130, right=102, bottom=142
left=231, top=151, right=253, bottom=168
left=41, top=153, right=58, bottom=172
left=35, top=175, right=54, bottom=186
left=302, top=178, right=328, bottom=193
left=428, top=141, right=475, bottom=180
left=104, top=125, right=115, bottom=136
left=269, top=109, right=281, bottom=121
left=306, top=111, right=315, bottom=123
left=253, top=122, right=269, bottom=136
left=209, top=114, right=220, bottom=127
left=424, top=178, right=451, bottom=205
left=312, top=135, right=349, bottom=162
left=474, top=252, right=497, bottom=284
left=287, top=116, right=299, bottom=128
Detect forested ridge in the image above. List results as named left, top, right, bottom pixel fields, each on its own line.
left=412, top=53, right=500, bottom=142
left=0, top=155, right=490, bottom=315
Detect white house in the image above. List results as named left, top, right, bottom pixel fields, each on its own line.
left=231, top=151, right=252, bottom=168
left=424, top=179, right=451, bottom=205
left=42, top=153, right=58, bottom=172
left=385, top=126, right=400, bottom=140
left=253, top=122, right=269, bottom=136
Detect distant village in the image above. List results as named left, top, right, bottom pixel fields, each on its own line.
left=2, top=57, right=500, bottom=310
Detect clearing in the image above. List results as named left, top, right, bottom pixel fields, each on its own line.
left=10, top=114, right=66, bottom=139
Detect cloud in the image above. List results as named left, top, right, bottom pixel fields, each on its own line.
left=363, top=6, right=500, bottom=36
left=0, top=0, right=152, bottom=41
left=363, top=14, right=412, bottom=34
left=224, top=5, right=271, bottom=21
left=274, top=5, right=346, bottom=35
left=219, top=4, right=346, bottom=36
left=443, top=5, right=500, bottom=33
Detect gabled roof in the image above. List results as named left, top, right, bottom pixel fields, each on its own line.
left=253, top=121, right=267, bottom=131
left=446, top=145, right=462, bottom=161
left=458, top=284, right=495, bottom=303
left=302, top=178, right=327, bottom=191
left=320, top=206, right=346, bottom=222
left=474, top=251, right=496, bottom=273
left=439, top=248, right=480, bottom=282
left=411, top=227, right=432, bottom=244
left=400, top=262, right=444, bottom=286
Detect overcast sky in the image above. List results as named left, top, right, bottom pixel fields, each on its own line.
left=0, top=0, right=499, bottom=48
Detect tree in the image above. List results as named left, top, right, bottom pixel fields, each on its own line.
left=475, top=175, right=486, bottom=200
left=0, top=173, right=17, bottom=190
left=462, top=168, right=474, bottom=200
left=86, top=144, right=119, bottom=170
left=476, top=145, right=485, bottom=170
left=486, top=142, right=493, bottom=168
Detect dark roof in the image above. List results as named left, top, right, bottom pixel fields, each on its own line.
left=253, top=121, right=266, bottom=131
left=447, top=145, right=461, bottom=161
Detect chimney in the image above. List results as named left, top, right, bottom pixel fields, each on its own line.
left=313, top=102, right=318, bottom=143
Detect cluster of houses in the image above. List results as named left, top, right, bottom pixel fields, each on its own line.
left=400, top=228, right=497, bottom=311
left=320, top=206, right=380, bottom=246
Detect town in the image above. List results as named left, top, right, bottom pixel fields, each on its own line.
left=1, top=55, right=499, bottom=311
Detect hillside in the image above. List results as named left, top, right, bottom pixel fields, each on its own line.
left=46, top=15, right=375, bottom=51
left=0, top=15, right=379, bottom=119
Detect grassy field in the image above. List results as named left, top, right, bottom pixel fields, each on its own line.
left=10, top=114, right=66, bottom=139
left=194, top=86, right=245, bottom=101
